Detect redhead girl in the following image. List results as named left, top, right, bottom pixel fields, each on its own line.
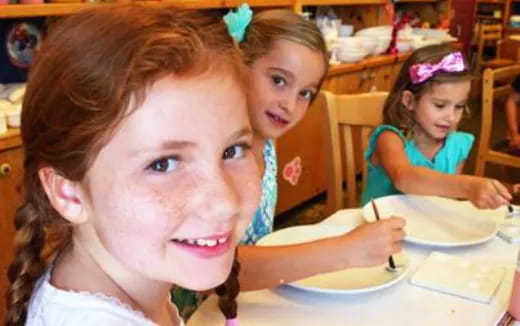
left=6, top=5, right=260, bottom=326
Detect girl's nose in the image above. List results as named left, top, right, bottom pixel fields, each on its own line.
left=279, top=93, right=298, bottom=115
left=194, top=168, right=240, bottom=224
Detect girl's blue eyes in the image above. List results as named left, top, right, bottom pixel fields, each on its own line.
left=146, top=143, right=252, bottom=173
left=147, top=157, right=178, bottom=173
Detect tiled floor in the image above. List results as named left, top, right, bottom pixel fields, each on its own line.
left=274, top=97, right=520, bottom=230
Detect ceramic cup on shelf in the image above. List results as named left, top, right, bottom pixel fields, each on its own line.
left=338, top=25, right=354, bottom=37
left=0, top=112, right=7, bottom=135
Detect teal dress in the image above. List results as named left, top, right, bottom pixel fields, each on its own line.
left=361, top=125, right=475, bottom=206
left=171, top=139, right=278, bottom=320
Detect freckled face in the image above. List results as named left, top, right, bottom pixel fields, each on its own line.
left=79, top=71, right=261, bottom=290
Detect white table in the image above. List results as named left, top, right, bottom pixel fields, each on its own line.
left=188, top=209, right=519, bottom=326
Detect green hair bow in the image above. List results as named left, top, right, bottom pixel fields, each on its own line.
left=223, top=3, right=253, bottom=43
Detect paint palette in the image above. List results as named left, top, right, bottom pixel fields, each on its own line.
left=410, top=252, right=504, bottom=303
left=257, top=224, right=410, bottom=294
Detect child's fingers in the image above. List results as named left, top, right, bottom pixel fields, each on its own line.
left=514, top=184, right=520, bottom=194
left=491, top=179, right=512, bottom=201
left=384, top=216, right=406, bottom=228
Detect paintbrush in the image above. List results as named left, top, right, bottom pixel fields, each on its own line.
left=491, top=180, right=515, bottom=217
left=371, top=200, right=397, bottom=271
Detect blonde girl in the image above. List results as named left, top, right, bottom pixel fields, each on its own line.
left=6, top=5, right=261, bottom=326
left=229, top=6, right=405, bottom=291
left=362, top=44, right=511, bottom=209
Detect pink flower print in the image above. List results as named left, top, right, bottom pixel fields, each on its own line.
left=282, top=156, right=302, bottom=186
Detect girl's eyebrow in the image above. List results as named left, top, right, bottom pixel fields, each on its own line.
left=267, top=67, right=295, bottom=82
left=128, top=127, right=252, bottom=158
left=431, top=97, right=450, bottom=103
left=129, top=141, right=195, bottom=158
left=226, top=127, right=253, bottom=143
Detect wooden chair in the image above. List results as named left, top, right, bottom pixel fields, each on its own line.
left=475, top=65, right=520, bottom=177
left=476, top=24, right=516, bottom=71
left=319, top=90, right=388, bottom=214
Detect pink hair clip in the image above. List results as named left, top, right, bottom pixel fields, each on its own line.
left=408, top=52, right=466, bottom=84
left=225, top=318, right=239, bottom=326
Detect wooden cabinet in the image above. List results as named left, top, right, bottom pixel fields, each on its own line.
left=275, top=98, right=327, bottom=214
left=0, top=142, right=23, bottom=320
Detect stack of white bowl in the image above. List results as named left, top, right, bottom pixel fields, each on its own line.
left=355, top=25, right=393, bottom=55
left=0, top=84, right=25, bottom=132
left=335, top=37, right=369, bottom=63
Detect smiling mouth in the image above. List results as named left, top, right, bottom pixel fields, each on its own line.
left=266, top=111, right=289, bottom=128
left=173, top=236, right=228, bottom=247
left=171, top=234, right=233, bottom=258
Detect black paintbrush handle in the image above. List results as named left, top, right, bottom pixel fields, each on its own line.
left=371, top=200, right=397, bottom=270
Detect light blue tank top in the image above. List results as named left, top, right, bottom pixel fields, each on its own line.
left=361, top=125, right=474, bottom=206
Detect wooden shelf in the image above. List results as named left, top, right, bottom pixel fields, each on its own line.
left=0, top=129, right=21, bottom=152
left=0, top=2, right=178, bottom=18
left=301, top=0, right=386, bottom=5
left=328, top=41, right=461, bottom=77
left=394, top=0, right=440, bottom=3
left=328, top=53, right=400, bottom=76
left=223, top=0, right=292, bottom=7
left=0, top=0, right=293, bottom=18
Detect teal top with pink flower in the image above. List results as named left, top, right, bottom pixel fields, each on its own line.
left=241, top=139, right=278, bottom=245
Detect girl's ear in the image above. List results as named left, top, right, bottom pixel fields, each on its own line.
left=401, top=90, right=415, bottom=111
left=38, top=167, right=89, bottom=224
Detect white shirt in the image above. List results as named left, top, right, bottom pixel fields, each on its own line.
left=27, top=269, right=185, bottom=326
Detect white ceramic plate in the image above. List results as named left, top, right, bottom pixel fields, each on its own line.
left=363, top=195, right=500, bottom=247
left=257, top=224, right=409, bottom=294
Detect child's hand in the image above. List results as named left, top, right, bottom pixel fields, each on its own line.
left=510, top=136, right=520, bottom=150
left=337, top=217, right=406, bottom=269
left=468, top=178, right=511, bottom=209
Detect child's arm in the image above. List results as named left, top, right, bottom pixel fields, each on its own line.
left=237, top=217, right=405, bottom=291
left=375, top=130, right=511, bottom=209
left=506, top=92, right=520, bottom=147
left=456, top=161, right=465, bottom=174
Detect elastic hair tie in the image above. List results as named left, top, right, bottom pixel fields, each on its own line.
left=225, top=318, right=239, bottom=326
left=223, top=3, right=253, bottom=43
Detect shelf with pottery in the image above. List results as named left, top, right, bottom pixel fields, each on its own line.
left=328, top=53, right=397, bottom=76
